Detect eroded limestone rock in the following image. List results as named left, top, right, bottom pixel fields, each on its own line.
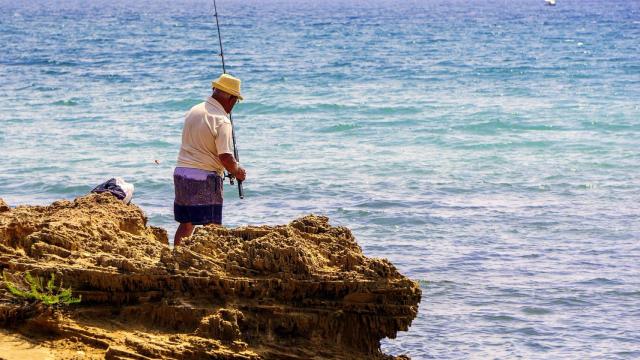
left=0, top=198, right=9, bottom=213
left=0, top=193, right=421, bottom=359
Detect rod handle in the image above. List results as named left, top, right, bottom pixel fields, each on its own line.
left=238, top=180, right=244, bottom=199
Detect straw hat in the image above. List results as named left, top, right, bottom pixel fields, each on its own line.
left=211, top=74, right=244, bottom=100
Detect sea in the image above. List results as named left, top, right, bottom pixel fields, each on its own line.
left=1, top=0, right=639, bottom=358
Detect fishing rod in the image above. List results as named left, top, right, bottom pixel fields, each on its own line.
left=213, top=0, right=244, bottom=199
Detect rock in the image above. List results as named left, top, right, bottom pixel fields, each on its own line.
left=0, top=193, right=421, bottom=359
left=0, top=198, right=9, bottom=212
left=196, top=308, right=244, bottom=342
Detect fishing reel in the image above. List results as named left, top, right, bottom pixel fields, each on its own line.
left=223, top=172, right=236, bottom=185
left=223, top=171, right=244, bottom=199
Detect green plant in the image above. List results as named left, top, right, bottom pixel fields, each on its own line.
left=2, top=271, right=81, bottom=306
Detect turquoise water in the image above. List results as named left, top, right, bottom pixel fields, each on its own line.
left=1, top=0, right=640, bottom=358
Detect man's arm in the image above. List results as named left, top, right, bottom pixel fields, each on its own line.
left=216, top=119, right=246, bottom=182
left=219, top=153, right=246, bottom=181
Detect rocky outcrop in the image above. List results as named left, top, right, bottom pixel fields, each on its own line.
left=0, top=194, right=421, bottom=359
left=0, top=198, right=9, bottom=213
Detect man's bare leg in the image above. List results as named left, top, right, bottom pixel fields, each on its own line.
left=174, top=222, right=194, bottom=247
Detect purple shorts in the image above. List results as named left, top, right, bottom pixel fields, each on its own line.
left=173, top=167, right=223, bottom=225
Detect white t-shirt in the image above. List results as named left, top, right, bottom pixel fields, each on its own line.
left=176, top=97, right=234, bottom=175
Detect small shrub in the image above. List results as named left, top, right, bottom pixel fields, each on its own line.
left=2, top=271, right=81, bottom=306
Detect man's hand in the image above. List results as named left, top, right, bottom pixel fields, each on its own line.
left=234, top=166, right=246, bottom=181
left=219, top=153, right=246, bottom=182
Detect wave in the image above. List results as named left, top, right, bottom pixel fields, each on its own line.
left=454, top=120, right=560, bottom=134
left=51, top=99, right=81, bottom=106
left=144, top=98, right=201, bottom=111
left=240, top=102, right=422, bottom=116
left=318, top=123, right=360, bottom=133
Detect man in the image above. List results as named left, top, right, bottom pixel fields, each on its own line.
left=173, top=74, right=246, bottom=246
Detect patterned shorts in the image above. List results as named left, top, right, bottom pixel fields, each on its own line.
left=173, top=167, right=223, bottom=225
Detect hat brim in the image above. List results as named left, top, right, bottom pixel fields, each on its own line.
left=212, top=81, right=244, bottom=101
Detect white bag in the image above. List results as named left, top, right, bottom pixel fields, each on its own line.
left=114, top=177, right=134, bottom=204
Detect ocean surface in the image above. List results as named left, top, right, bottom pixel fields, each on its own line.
left=1, top=0, right=639, bottom=358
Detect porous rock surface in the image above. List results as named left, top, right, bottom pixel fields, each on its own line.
left=0, top=194, right=421, bottom=359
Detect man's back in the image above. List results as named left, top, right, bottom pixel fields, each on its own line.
left=176, top=97, right=233, bottom=175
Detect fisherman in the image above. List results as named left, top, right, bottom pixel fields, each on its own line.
left=173, top=74, right=246, bottom=246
